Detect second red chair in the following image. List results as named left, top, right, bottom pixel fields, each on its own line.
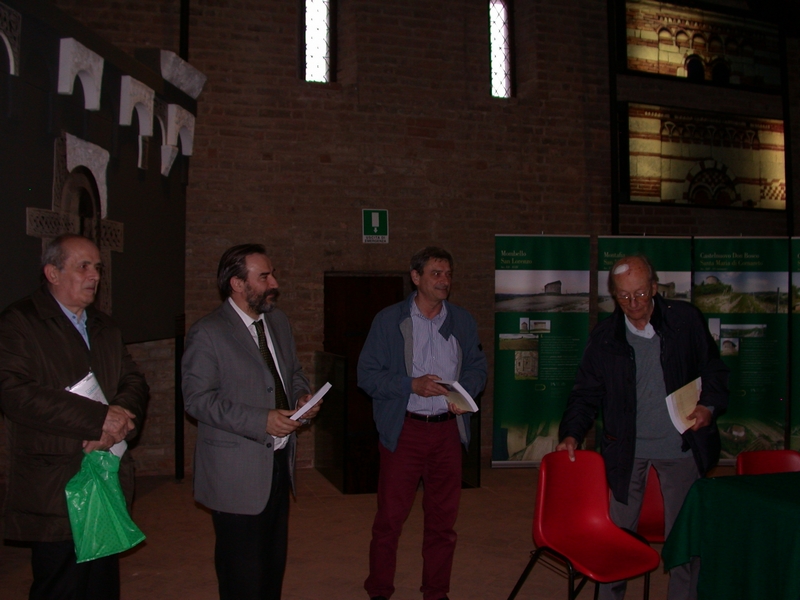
left=735, top=449, right=800, bottom=475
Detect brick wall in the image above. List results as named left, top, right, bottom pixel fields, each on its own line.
left=125, top=339, right=186, bottom=476
left=32, top=0, right=797, bottom=475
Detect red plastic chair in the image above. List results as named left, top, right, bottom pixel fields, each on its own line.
left=735, top=449, right=800, bottom=475
left=636, top=466, right=665, bottom=544
left=507, top=451, right=661, bottom=600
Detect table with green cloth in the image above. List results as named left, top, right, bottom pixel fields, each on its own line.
left=662, top=472, right=800, bottom=600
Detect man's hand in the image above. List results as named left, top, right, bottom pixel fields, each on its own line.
left=411, top=374, right=448, bottom=398
left=688, top=404, right=712, bottom=430
left=555, top=436, right=578, bottom=462
left=447, top=402, right=467, bottom=416
left=83, top=405, right=135, bottom=453
left=266, top=409, right=303, bottom=437
left=295, top=393, right=321, bottom=420
left=83, top=432, right=116, bottom=453
left=103, top=405, right=137, bottom=441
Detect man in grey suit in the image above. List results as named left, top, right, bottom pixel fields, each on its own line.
left=182, top=243, right=320, bottom=600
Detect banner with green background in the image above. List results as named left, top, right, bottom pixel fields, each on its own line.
left=694, top=238, right=788, bottom=462
left=790, top=238, right=800, bottom=451
left=492, top=235, right=590, bottom=465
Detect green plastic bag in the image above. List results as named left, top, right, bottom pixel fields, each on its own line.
left=65, top=450, right=146, bottom=563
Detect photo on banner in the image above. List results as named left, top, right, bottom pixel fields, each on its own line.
left=694, top=238, right=788, bottom=462
left=493, top=235, right=589, bottom=465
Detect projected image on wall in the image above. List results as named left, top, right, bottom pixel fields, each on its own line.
left=625, top=0, right=780, bottom=90
left=627, top=103, right=785, bottom=210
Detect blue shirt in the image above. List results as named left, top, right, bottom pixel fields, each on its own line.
left=55, top=298, right=90, bottom=349
left=406, top=294, right=459, bottom=415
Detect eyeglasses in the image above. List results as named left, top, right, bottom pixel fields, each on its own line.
left=615, top=290, right=651, bottom=303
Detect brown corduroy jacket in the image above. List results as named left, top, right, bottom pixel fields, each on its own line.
left=0, top=286, right=148, bottom=542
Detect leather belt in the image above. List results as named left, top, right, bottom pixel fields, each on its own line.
left=405, top=411, right=457, bottom=423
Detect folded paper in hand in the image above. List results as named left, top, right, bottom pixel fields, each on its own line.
left=666, top=377, right=701, bottom=434
left=290, top=381, right=331, bottom=421
left=435, top=380, right=479, bottom=413
left=67, top=371, right=126, bottom=457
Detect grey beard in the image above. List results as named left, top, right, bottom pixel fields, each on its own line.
left=248, top=288, right=279, bottom=314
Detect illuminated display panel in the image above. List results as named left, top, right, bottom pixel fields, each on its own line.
left=626, top=103, right=785, bottom=210
left=625, top=0, right=780, bottom=91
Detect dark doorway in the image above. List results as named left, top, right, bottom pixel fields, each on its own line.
left=316, top=273, right=409, bottom=493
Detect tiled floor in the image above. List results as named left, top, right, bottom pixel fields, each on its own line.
left=1, top=466, right=681, bottom=599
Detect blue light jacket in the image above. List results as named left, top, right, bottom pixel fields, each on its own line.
left=357, top=294, right=488, bottom=452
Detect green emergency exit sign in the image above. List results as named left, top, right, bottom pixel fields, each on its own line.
left=362, top=209, right=388, bottom=243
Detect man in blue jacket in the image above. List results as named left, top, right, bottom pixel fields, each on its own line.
left=557, top=254, right=728, bottom=600
left=358, top=246, right=487, bottom=600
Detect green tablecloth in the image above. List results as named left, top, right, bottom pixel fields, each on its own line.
left=662, top=472, right=800, bottom=600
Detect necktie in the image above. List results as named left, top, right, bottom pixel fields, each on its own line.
left=253, top=319, right=290, bottom=410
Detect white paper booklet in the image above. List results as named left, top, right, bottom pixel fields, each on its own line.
left=666, top=377, right=701, bottom=434
left=435, top=380, right=479, bottom=413
left=290, top=381, right=332, bottom=421
left=67, top=371, right=127, bottom=457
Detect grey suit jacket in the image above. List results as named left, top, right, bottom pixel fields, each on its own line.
left=182, top=300, right=311, bottom=514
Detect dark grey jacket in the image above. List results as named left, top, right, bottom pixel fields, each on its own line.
left=559, top=294, right=729, bottom=503
left=182, top=300, right=310, bottom=514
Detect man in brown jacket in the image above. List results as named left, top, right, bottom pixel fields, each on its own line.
left=0, top=234, right=149, bottom=599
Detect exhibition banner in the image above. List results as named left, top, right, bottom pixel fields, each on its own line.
left=694, top=238, right=788, bottom=461
left=791, top=239, right=800, bottom=450
left=597, top=237, right=692, bottom=319
left=492, top=235, right=590, bottom=465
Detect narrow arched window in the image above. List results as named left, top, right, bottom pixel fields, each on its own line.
left=686, top=55, right=705, bottom=81
left=304, top=0, right=334, bottom=82
left=489, top=0, right=513, bottom=98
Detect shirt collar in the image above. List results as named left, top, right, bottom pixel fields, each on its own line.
left=228, top=297, right=263, bottom=328
left=54, top=297, right=88, bottom=328
left=410, top=291, right=447, bottom=325
left=624, top=314, right=656, bottom=339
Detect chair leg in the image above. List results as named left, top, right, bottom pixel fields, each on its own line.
left=507, top=548, right=544, bottom=600
left=643, top=571, right=650, bottom=600
left=564, top=561, right=590, bottom=600
left=508, top=546, right=594, bottom=600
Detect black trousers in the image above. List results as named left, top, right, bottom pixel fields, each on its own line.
left=211, top=448, right=291, bottom=600
left=29, top=539, right=120, bottom=600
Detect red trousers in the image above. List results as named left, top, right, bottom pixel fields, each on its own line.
left=365, top=416, right=462, bottom=600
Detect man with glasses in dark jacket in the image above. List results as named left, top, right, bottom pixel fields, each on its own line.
left=557, top=254, right=728, bottom=600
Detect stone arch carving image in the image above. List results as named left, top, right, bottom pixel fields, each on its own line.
left=155, top=100, right=195, bottom=176
left=119, top=76, right=155, bottom=168
left=0, top=2, right=21, bottom=76
left=683, top=160, right=741, bottom=207
left=625, top=0, right=780, bottom=90
left=57, top=38, right=104, bottom=110
left=627, top=103, right=785, bottom=210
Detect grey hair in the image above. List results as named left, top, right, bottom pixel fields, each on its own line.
left=41, top=234, right=93, bottom=272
